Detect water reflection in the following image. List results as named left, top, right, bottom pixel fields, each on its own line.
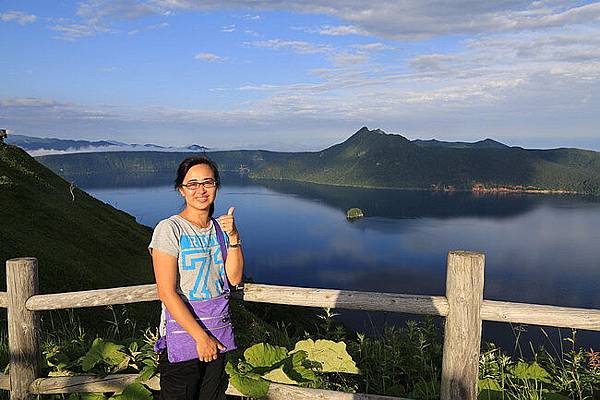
left=254, top=178, right=600, bottom=221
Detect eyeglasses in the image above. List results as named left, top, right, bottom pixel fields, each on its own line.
left=181, top=179, right=218, bottom=190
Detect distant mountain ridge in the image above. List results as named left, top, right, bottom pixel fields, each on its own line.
left=35, top=127, right=600, bottom=195
left=5, top=134, right=210, bottom=155
left=412, top=138, right=509, bottom=149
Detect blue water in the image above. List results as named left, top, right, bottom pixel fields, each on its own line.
left=83, top=174, right=600, bottom=350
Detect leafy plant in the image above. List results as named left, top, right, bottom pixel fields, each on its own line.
left=479, top=338, right=600, bottom=400
left=225, top=339, right=359, bottom=398
left=80, top=338, right=129, bottom=373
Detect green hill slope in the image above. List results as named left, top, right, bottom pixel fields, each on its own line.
left=0, top=143, right=154, bottom=294
left=35, top=127, right=600, bottom=195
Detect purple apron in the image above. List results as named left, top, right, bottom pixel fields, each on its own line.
left=154, top=217, right=237, bottom=362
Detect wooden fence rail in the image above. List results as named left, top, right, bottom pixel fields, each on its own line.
left=17, top=284, right=600, bottom=331
left=2, top=252, right=599, bottom=400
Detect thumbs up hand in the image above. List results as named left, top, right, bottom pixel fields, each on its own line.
left=217, top=207, right=239, bottom=240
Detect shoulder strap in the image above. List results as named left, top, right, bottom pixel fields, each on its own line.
left=211, top=217, right=230, bottom=290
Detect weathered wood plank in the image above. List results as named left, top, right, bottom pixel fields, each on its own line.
left=0, top=373, right=10, bottom=390
left=26, top=282, right=450, bottom=316
left=0, top=292, right=7, bottom=308
left=25, top=284, right=158, bottom=310
left=481, top=300, right=600, bottom=331
left=29, top=374, right=160, bottom=394
left=440, top=251, right=485, bottom=400
left=30, top=374, right=406, bottom=399
left=7, top=258, right=42, bottom=400
left=239, top=284, right=450, bottom=315
left=247, top=383, right=408, bottom=400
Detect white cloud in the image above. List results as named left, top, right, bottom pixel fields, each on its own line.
left=128, top=21, right=168, bottom=35
left=318, top=25, right=367, bottom=36
left=248, top=38, right=372, bottom=66
left=332, top=52, right=369, bottom=65
left=149, top=21, right=169, bottom=29
left=194, top=52, right=226, bottom=62
left=409, top=54, right=460, bottom=71
left=71, top=1, right=600, bottom=40
left=221, top=24, right=236, bottom=32
left=1, top=11, right=37, bottom=24
left=0, top=97, right=119, bottom=122
left=1, top=97, right=60, bottom=107
left=100, top=66, right=121, bottom=73
left=50, top=23, right=113, bottom=40
left=351, top=42, right=390, bottom=51
left=250, top=39, right=328, bottom=54
left=238, top=84, right=283, bottom=91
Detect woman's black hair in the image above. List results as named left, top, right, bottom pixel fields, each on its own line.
left=175, top=156, right=221, bottom=216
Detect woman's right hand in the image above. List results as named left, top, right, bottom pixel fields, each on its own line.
left=196, top=335, right=226, bottom=362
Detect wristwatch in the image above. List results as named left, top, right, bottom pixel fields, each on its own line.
left=228, top=240, right=242, bottom=249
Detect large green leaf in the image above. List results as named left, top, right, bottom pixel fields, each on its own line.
left=284, top=351, right=317, bottom=382
left=103, top=342, right=129, bottom=368
left=225, top=360, right=236, bottom=375
left=227, top=361, right=270, bottom=398
left=134, top=366, right=156, bottom=383
left=80, top=338, right=130, bottom=372
left=479, top=378, right=502, bottom=391
left=478, top=378, right=503, bottom=400
left=110, top=383, right=152, bottom=400
left=292, top=339, right=359, bottom=374
left=80, top=339, right=105, bottom=371
left=262, top=367, right=297, bottom=385
left=243, top=343, right=288, bottom=368
left=230, top=374, right=270, bottom=398
left=508, top=361, right=552, bottom=383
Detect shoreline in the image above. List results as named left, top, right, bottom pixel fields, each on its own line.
left=249, top=175, right=590, bottom=196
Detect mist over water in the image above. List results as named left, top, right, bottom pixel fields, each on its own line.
left=83, top=173, right=600, bottom=350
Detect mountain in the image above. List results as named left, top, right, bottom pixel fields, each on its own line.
left=186, top=144, right=211, bottom=151
left=250, top=127, right=600, bottom=193
left=6, top=134, right=121, bottom=153
left=5, top=134, right=210, bottom=155
left=0, top=142, right=155, bottom=296
left=412, top=138, right=509, bottom=149
left=34, top=127, right=600, bottom=195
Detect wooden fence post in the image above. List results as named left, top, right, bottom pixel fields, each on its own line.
left=7, top=258, right=41, bottom=400
left=440, top=251, right=485, bottom=400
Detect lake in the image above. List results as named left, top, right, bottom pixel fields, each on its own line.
left=80, top=173, right=600, bottom=350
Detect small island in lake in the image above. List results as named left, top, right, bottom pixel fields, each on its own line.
left=346, top=207, right=365, bottom=220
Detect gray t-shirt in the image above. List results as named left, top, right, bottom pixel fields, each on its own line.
left=149, top=215, right=229, bottom=300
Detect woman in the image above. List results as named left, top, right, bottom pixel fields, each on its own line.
left=149, top=156, right=243, bottom=400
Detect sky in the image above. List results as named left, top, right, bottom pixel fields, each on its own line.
left=1, top=1, right=599, bottom=151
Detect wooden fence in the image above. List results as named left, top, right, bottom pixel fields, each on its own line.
left=1, top=252, right=599, bottom=400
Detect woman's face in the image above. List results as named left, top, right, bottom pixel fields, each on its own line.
left=179, top=164, right=217, bottom=213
